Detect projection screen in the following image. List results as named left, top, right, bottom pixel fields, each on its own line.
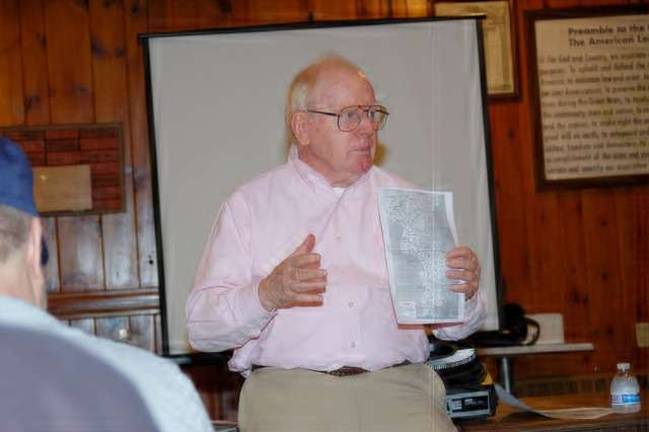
left=142, top=18, right=503, bottom=357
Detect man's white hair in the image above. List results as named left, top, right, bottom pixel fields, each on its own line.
left=285, top=54, right=367, bottom=146
left=0, top=205, right=30, bottom=264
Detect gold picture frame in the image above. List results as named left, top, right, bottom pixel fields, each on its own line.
left=435, top=0, right=519, bottom=98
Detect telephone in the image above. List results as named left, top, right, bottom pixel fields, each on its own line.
left=462, top=303, right=540, bottom=347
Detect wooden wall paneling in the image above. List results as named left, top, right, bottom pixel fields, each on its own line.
left=527, top=193, right=567, bottom=309
left=57, top=215, right=105, bottom=291
left=513, top=71, right=540, bottom=316
left=156, top=0, right=221, bottom=30
left=356, top=0, right=390, bottom=18
left=515, top=352, right=595, bottom=380
left=19, top=0, right=50, bottom=124
left=231, top=0, right=310, bottom=24
left=516, top=195, right=597, bottom=376
left=47, top=289, right=159, bottom=318
left=519, top=0, right=565, bottom=311
left=69, top=317, right=96, bottom=335
left=512, top=0, right=643, bottom=379
left=0, top=0, right=24, bottom=125
left=615, top=188, right=649, bottom=371
left=89, top=0, right=128, bottom=122
left=555, top=191, right=591, bottom=343
left=581, top=189, right=628, bottom=372
left=159, top=0, right=202, bottom=30
left=634, top=191, right=649, bottom=371
left=128, top=314, right=156, bottom=350
left=503, top=0, right=572, bottom=379
left=610, top=0, right=649, bottom=347
left=42, top=218, right=61, bottom=293
left=44, top=0, right=104, bottom=293
left=98, top=158, right=140, bottom=290
left=488, top=106, right=531, bottom=305
left=499, top=0, right=544, bottom=309
left=148, top=0, right=174, bottom=32
left=192, top=0, right=231, bottom=28
left=169, top=0, right=311, bottom=29
left=96, top=315, right=130, bottom=342
left=309, top=0, right=358, bottom=21
left=125, top=0, right=159, bottom=288
left=43, top=0, right=94, bottom=124
left=18, top=0, right=61, bottom=294
left=389, top=0, right=430, bottom=18
left=496, top=0, right=528, bottom=308
left=89, top=0, right=139, bottom=291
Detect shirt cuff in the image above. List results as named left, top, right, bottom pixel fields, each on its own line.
left=464, top=291, right=480, bottom=317
left=240, top=278, right=277, bottom=337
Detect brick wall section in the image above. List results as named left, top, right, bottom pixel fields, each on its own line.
left=0, top=125, right=123, bottom=213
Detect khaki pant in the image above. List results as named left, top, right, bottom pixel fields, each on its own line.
left=238, top=363, right=457, bottom=432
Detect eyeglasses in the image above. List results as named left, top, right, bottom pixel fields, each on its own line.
left=305, top=105, right=389, bottom=132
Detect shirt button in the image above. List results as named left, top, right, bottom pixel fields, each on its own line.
left=350, top=342, right=356, bottom=348
left=348, top=301, right=354, bottom=308
left=335, top=234, right=342, bottom=240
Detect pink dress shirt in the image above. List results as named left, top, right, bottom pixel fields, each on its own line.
left=187, top=150, right=485, bottom=373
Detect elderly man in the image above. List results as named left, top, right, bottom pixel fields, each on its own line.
left=0, top=137, right=213, bottom=432
left=187, top=55, right=485, bottom=431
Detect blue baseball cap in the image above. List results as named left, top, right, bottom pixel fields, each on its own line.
left=0, top=137, right=38, bottom=216
left=0, top=137, right=49, bottom=265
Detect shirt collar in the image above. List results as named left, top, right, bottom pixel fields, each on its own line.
left=0, top=296, right=59, bottom=331
left=288, top=145, right=372, bottom=200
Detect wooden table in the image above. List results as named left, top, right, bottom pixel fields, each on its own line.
left=459, top=392, right=648, bottom=431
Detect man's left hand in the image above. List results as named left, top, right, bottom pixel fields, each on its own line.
left=445, top=246, right=480, bottom=300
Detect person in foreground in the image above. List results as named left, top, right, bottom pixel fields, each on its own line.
left=0, top=137, right=213, bottom=432
left=187, top=55, right=486, bottom=432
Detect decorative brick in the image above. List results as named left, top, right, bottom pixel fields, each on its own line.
left=81, top=149, right=120, bottom=164
left=47, top=152, right=82, bottom=166
left=45, top=129, right=79, bottom=140
left=47, top=139, right=80, bottom=152
left=18, top=139, right=46, bottom=153
left=80, top=136, right=119, bottom=151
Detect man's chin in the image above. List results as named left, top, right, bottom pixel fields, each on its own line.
left=356, top=155, right=374, bottom=173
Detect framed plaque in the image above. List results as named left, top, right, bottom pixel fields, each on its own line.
left=526, top=6, right=649, bottom=189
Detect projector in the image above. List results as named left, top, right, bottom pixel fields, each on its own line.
left=445, top=383, right=497, bottom=419
left=427, top=343, right=498, bottom=420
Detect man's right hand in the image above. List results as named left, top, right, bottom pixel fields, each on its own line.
left=258, top=234, right=327, bottom=311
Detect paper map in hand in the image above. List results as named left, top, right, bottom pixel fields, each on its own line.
left=378, top=187, right=464, bottom=324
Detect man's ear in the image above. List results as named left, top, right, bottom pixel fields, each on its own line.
left=291, top=112, right=310, bottom=147
left=25, top=218, right=45, bottom=308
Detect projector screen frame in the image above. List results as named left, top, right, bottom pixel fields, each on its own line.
left=140, top=17, right=504, bottom=362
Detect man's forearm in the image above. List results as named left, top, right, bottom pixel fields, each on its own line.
left=186, top=281, right=274, bottom=352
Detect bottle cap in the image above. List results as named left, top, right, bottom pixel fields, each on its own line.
left=616, top=362, right=630, bottom=371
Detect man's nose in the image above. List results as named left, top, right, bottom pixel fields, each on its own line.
left=356, top=112, right=375, bottom=134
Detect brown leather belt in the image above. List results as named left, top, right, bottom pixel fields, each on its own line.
left=252, top=360, right=410, bottom=377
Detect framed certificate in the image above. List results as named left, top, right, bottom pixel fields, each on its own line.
left=435, top=0, right=519, bottom=98
left=526, top=6, right=649, bottom=188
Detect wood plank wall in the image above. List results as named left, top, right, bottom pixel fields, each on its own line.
left=0, top=0, right=647, bottom=416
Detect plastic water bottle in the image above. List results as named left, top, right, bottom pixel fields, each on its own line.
left=610, top=362, right=641, bottom=414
